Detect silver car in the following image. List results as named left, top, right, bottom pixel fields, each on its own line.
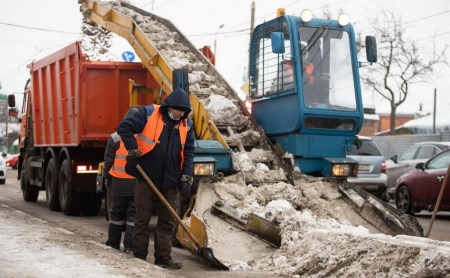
left=386, top=141, right=450, bottom=200
left=347, top=136, right=388, bottom=200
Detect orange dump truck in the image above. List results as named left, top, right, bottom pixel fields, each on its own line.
left=9, top=41, right=158, bottom=215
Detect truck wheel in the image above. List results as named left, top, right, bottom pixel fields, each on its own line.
left=45, top=158, right=61, bottom=211
left=81, top=192, right=102, bottom=216
left=396, top=185, right=414, bottom=215
left=59, top=159, right=81, bottom=216
left=20, top=162, right=39, bottom=202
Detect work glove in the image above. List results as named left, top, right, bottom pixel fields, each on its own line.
left=180, top=174, right=193, bottom=198
left=126, top=149, right=142, bottom=166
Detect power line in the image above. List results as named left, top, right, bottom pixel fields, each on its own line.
left=406, top=10, right=450, bottom=24
left=0, top=21, right=81, bottom=35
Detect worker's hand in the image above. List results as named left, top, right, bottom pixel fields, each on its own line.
left=126, top=149, right=142, bottom=166
left=180, top=174, right=193, bottom=198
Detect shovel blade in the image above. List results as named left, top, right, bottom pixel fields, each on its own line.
left=200, top=247, right=229, bottom=270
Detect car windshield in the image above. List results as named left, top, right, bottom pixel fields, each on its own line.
left=427, top=151, right=450, bottom=170
left=349, top=139, right=383, bottom=156
left=398, top=146, right=418, bottom=161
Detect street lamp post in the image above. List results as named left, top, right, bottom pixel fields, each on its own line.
left=214, top=24, right=224, bottom=61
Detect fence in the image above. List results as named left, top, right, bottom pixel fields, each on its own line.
left=372, top=132, right=450, bottom=159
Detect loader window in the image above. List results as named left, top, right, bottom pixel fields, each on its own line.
left=250, top=20, right=293, bottom=98
left=299, top=27, right=356, bottom=111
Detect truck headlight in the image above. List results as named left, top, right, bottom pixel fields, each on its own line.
left=338, top=13, right=350, bottom=26
left=332, top=164, right=350, bottom=177
left=194, top=162, right=215, bottom=177
left=300, top=9, right=313, bottom=23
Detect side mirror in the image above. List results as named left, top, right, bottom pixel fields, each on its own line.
left=9, top=107, right=18, bottom=117
left=415, top=162, right=425, bottom=171
left=1, top=153, right=6, bottom=157
left=8, top=94, right=15, bottom=108
left=390, top=155, right=398, bottom=163
left=271, top=32, right=285, bottom=54
left=365, top=36, right=377, bottom=63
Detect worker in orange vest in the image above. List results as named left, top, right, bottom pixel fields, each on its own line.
left=104, top=108, right=139, bottom=253
left=117, top=88, right=194, bottom=269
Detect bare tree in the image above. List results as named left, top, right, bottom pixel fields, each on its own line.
left=362, top=10, right=447, bottom=135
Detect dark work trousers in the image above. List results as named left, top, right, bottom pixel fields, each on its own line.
left=109, top=195, right=136, bottom=249
left=133, top=180, right=178, bottom=260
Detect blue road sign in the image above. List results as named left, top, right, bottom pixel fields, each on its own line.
left=122, top=51, right=135, bottom=62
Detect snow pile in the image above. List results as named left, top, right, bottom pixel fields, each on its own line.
left=208, top=175, right=450, bottom=277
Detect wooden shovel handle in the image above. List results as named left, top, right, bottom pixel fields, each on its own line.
left=136, top=164, right=202, bottom=250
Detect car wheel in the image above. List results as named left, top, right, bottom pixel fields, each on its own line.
left=396, top=185, right=414, bottom=215
left=13, top=160, right=18, bottom=169
left=45, top=158, right=61, bottom=211
left=0, top=179, right=5, bottom=184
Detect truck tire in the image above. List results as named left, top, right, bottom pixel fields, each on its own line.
left=20, top=162, right=39, bottom=202
left=81, top=192, right=102, bottom=216
left=45, top=158, right=61, bottom=211
left=59, top=159, right=81, bottom=216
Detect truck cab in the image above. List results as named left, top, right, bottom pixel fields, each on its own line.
left=248, top=9, right=377, bottom=177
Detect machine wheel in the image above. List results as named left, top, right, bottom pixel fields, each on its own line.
left=396, top=185, right=414, bottom=215
left=81, top=192, right=102, bottom=216
left=45, top=158, right=61, bottom=211
left=20, top=162, right=39, bottom=202
left=59, top=159, right=81, bottom=216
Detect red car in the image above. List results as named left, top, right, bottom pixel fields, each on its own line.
left=395, top=148, right=450, bottom=215
left=6, top=154, right=19, bottom=169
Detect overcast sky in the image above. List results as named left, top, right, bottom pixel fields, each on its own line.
left=0, top=0, right=449, bottom=116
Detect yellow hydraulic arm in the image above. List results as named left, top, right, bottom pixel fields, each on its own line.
left=80, top=0, right=229, bottom=149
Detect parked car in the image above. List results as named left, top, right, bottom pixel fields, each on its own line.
left=6, top=154, right=19, bottom=169
left=0, top=153, right=6, bottom=184
left=386, top=141, right=450, bottom=200
left=395, top=148, right=450, bottom=215
left=347, top=136, right=388, bottom=200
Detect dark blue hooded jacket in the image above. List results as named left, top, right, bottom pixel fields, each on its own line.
left=117, top=88, right=195, bottom=189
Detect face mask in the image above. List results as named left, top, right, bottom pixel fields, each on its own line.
left=168, top=110, right=180, bottom=120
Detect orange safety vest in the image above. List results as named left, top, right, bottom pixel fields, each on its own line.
left=109, top=139, right=135, bottom=179
left=305, top=62, right=315, bottom=84
left=136, top=105, right=189, bottom=169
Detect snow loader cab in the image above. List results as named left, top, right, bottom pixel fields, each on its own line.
left=248, top=9, right=377, bottom=177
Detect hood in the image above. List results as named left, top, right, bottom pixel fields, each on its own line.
left=161, top=88, right=191, bottom=119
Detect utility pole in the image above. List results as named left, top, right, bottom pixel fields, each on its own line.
left=4, top=100, right=8, bottom=153
left=248, top=1, right=255, bottom=80
left=433, top=88, right=437, bottom=134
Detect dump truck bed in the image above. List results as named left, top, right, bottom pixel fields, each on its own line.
left=29, top=42, right=156, bottom=147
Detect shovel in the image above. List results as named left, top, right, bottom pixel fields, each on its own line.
left=136, top=164, right=229, bottom=270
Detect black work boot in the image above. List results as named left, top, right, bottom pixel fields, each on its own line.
left=105, top=223, right=123, bottom=250
left=155, top=255, right=182, bottom=269
left=133, top=250, right=147, bottom=261
left=123, top=224, right=134, bottom=253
